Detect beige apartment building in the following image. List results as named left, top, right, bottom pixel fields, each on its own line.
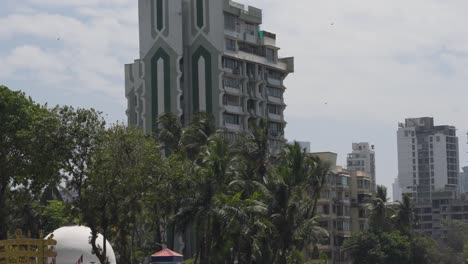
left=310, top=152, right=372, bottom=264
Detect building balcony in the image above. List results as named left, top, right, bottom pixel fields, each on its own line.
left=225, top=29, right=241, bottom=40
left=243, top=32, right=257, bottom=44
left=228, top=50, right=290, bottom=72
left=268, top=113, right=283, bottom=122
left=225, top=105, right=243, bottom=114
left=266, top=76, right=282, bottom=87
left=267, top=95, right=284, bottom=105
left=223, top=67, right=242, bottom=76
left=259, top=30, right=276, bottom=47
left=224, top=86, right=242, bottom=95
left=225, top=123, right=242, bottom=131
left=268, top=130, right=283, bottom=139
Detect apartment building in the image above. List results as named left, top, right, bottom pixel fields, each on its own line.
left=413, top=190, right=468, bottom=239
left=396, top=117, right=460, bottom=203
left=461, top=166, right=468, bottom=194
left=125, top=0, right=294, bottom=147
left=311, top=152, right=371, bottom=264
left=347, top=143, right=376, bottom=192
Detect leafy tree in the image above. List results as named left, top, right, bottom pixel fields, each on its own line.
left=411, top=235, right=442, bottom=264
left=40, top=200, right=71, bottom=234
left=345, top=232, right=385, bottom=264
left=0, top=86, right=66, bottom=239
left=57, top=106, right=106, bottom=199
left=379, top=232, right=411, bottom=264
left=80, top=125, right=164, bottom=264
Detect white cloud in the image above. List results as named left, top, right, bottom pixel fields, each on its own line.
left=0, top=4, right=138, bottom=98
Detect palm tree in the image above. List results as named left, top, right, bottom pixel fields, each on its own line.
left=393, top=193, right=414, bottom=236
left=180, top=112, right=215, bottom=160
left=367, top=185, right=392, bottom=233
left=177, top=134, right=234, bottom=264
left=267, top=143, right=329, bottom=264
left=157, top=112, right=182, bottom=155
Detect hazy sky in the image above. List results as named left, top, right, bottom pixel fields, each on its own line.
left=1, top=0, right=468, bottom=198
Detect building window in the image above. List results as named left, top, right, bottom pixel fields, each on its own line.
left=225, top=38, right=236, bottom=51
left=224, top=13, right=237, bottom=31
left=245, top=22, right=256, bottom=35
left=436, top=136, right=440, bottom=142
left=223, top=94, right=240, bottom=106
left=267, top=69, right=282, bottom=81
left=223, top=57, right=241, bottom=72
left=323, top=205, right=329, bottom=215
left=267, top=86, right=283, bottom=98
left=223, top=77, right=240, bottom=88
left=268, top=104, right=282, bottom=115
left=266, top=48, right=275, bottom=62
left=269, top=122, right=282, bottom=137
left=224, top=113, right=240, bottom=125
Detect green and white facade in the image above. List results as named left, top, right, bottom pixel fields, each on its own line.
left=125, top=0, right=294, bottom=145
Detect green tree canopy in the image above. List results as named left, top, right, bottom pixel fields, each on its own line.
left=0, top=85, right=67, bottom=239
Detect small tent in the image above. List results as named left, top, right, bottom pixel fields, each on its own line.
left=151, top=248, right=183, bottom=264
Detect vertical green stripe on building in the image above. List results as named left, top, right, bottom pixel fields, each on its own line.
left=151, top=48, right=171, bottom=132
left=196, top=0, right=204, bottom=28
left=192, top=46, right=212, bottom=113
left=156, top=0, right=164, bottom=31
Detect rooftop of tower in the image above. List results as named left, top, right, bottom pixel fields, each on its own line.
left=224, top=0, right=262, bottom=24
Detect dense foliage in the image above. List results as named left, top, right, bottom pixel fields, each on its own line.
left=0, top=86, right=330, bottom=264
left=345, top=189, right=466, bottom=264
left=5, top=85, right=468, bottom=263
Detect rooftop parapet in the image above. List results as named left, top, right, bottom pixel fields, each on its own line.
left=224, top=0, right=262, bottom=24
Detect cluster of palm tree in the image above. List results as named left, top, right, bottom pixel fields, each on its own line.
left=345, top=186, right=443, bottom=264
left=154, top=113, right=331, bottom=264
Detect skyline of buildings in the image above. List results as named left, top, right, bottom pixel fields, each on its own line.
left=123, top=1, right=468, bottom=199
left=121, top=0, right=468, bottom=257
left=125, top=0, right=293, bottom=149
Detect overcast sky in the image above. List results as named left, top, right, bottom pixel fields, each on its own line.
left=1, top=0, right=468, bottom=199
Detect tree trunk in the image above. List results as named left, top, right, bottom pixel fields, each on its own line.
left=118, top=228, right=130, bottom=264
left=90, top=226, right=107, bottom=264
left=0, top=172, right=9, bottom=240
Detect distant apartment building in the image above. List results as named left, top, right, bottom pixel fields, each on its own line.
left=124, top=0, right=294, bottom=148
left=347, top=143, right=376, bottom=192
left=393, top=177, right=403, bottom=202
left=414, top=190, right=468, bottom=239
left=461, top=166, right=468, bottom=194
left=396, top=117, right=460, bottom=203
left=311, top=152, right=371, bottom=264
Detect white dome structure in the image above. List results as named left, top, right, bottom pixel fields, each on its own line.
left=47, top=226, right=117, bottom=264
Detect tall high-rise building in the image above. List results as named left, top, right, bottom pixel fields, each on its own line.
left=125, top=0, right=294, bottom=147
left=347, top=143, right=376, bottom=192
left=397, top=117, right=459, bottom=202
left=461, top=166, right=468, bottom=194
left=392, top=177, right=403, bottom=202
